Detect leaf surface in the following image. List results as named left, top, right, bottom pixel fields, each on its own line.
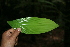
left=7, top=17, right=59, bottom=34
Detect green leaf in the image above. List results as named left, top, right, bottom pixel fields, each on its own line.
left=7, top=17, right=59, bottom=34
